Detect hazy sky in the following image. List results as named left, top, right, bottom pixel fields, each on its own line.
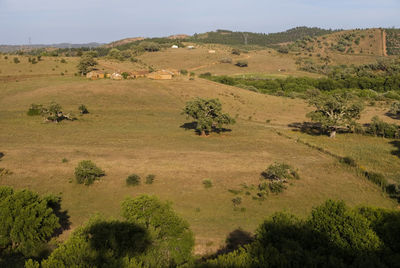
left=1, top=0, right=399, bottom=44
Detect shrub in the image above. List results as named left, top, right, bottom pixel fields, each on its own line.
left=61, top=158, right=68, bottom=163
left=79, top=104, right=89, bottom=114
left=365, top=172, right=388, bottom=189
left=180, top=69, right=188, bottom=75
left=60, top=59, right=67, bottom=63
left=235, top=60, right=248, bottom=67
left=74, top=160, right=105, bottom=185
left=366, top=116, right=400, bottom=138
left=339, top=156, right=357, bottom=167
left=390, top=102, right=400, bottom=115
left=231, top=48, right=241, bottom=55
left=268, top=181, right=287, bottom=194
left=199, top=72, right=212, bottom=78
left=277, top=47, right=289, bottom=54
left=261, top=162, right=299, bottom=182
left=232, top=197, right=242, bottom=206
left=145, top=174, right=155, bottom=184
left=126, top=174, right=141, bottom=186
left=203, top=179, right=213, bottom=189
left=27, top=103, right=43, bottom=116
left=121, top=72, right=129, bottom=79
left=13, top=57, right=20, bottom=64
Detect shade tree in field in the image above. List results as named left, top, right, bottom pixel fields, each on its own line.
left=307, top=92, right=364, bottom=138
left=182, top=98, right=235, bottom=136
left=77, top=52, right=98, bottom=75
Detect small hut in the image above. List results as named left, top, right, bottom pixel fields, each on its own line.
left=146, top=70, right=173, bottom=80
left=171, top=45, right=179, bottom=49
left=130, top=70, right=149, bottom=79
left=86, top=71, right=104, bottom=80
left=111, top=72, right=123, bottom=80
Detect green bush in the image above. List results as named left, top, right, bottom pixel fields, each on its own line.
left=74, top=160, right=105, bottom=185
left=13, top=57, right=20, bottom=64
left=277, top=46, right=289, bottom=54
left=121, top=72, right=130, bottom=79
left=366, top=116, right=400, bottom=138
left=365, top=171, right=388, bottom=189
left=261, top=162, right=299, bottom=181
left=180, top=69, right=188, bottom=75
left=126, top=174, right=141, bottom=186
left=339, top=156, right=357, bottom=167
left=199, top=72, right=212, bottom=78
left=79, top=104, right=89, bottom=114
left=145, top=174, right=155, bottom=184
left=27, top=103, right=43, bottom=116
left=268, top=181, right=287, bottom=193
left=202, top=179, right=213, bottom=189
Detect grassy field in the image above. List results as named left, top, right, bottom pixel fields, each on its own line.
left=0, top=72, right=396, bottom=254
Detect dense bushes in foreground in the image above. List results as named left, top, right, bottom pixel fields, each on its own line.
left=204, top=200, right=400, bottom=268
left=1, top=185, right=400, bottom=267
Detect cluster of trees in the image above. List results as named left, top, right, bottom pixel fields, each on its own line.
left=190, top=27, right=337, bottom=47
left=27, top=102, right=77, bottom=122
left=206, top=200, right=400, bottom=267
left=206, top=70, right=400, bottom=100
left=25, top=195, right=194, bottom=267
left=2, top=185, right=400, bottom=267
left=385, top=28, right=400, bottom=55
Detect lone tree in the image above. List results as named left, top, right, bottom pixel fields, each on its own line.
left=77, top=53, right=98, bottom=75
left=307, top=93, right=363, bottom=138
left=182, top=98, right=235, bottom=136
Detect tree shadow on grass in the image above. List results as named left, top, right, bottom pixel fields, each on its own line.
left=203, top=228, right=254, bottom=261
left=385, top=112, right=400, bottom=120
left=180, top=121, right=232, bottom=136
left=87, top=221, right=150, bottom=263
left=288, top=122, right=325, bottom=136
left=47, top=197, right=71, bottom=237
left=0, top=152, right=4, bottom=161
left=390, top=140, right=400, bottom=158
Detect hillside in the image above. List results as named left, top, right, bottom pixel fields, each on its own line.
left=190, top=27, right=337, bottom=46
left=0, top=52, right=399, bottom=256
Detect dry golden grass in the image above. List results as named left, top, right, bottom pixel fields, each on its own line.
left=0, top=68, right=396, bottom=254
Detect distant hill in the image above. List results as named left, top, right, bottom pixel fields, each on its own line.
left=0, top=42, right=103, bottom=53
left=189, top=27, right=338, bottom=46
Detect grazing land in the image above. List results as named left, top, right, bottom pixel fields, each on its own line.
left=0, top=28, right=399, bottom=260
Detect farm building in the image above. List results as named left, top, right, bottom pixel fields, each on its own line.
left=130, top=70, right=149, bottom=79
left=187, top=46, right=195, bottom=49
left=146, top=70, right=174, bottom=80
left=86, top=71, right=104, bottom=80
left=111, top=72, right=123, bottom=80
left=171, top=45, right=178, bottom=49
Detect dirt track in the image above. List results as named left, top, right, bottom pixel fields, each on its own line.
left=382, top=29, right=388, bottom=56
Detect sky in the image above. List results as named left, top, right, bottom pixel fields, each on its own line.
left=0, top=0, right=399, bottom=45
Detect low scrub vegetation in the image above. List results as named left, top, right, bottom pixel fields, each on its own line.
left=74, top=160, right=105, bottom=185
left=126, top=174, right=141, bottom=186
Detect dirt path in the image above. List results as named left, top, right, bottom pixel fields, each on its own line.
left=382, top=29, right=388, bottom=56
